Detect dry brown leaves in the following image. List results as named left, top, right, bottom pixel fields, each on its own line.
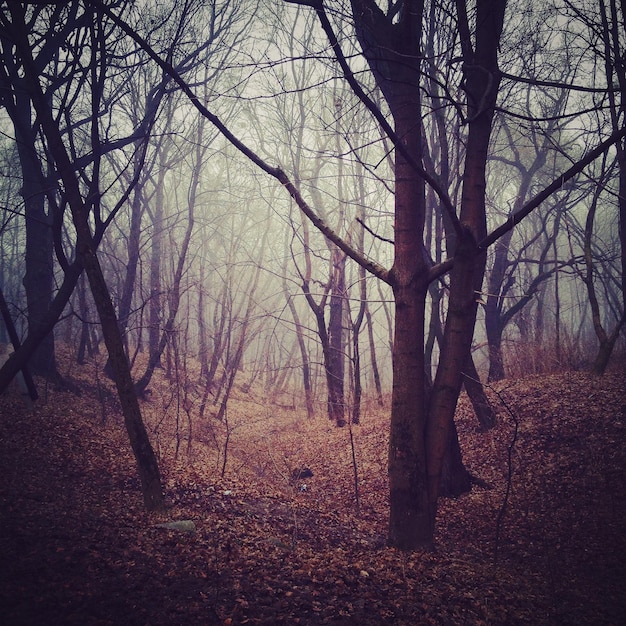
left=0, top=352, right=624, bottom=625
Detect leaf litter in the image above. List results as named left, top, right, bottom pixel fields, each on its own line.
left=0, top=353, right=624, bottom=625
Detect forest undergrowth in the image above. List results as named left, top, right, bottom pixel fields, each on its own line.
left=0, top=348, right=624, bottom=625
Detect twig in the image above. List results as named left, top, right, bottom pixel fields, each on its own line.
left=220, top=407, right=231, bottom=479
left=463, top=371, right=520, bottom=568
left=356, top=217, right=394, bottom=245
left=348, top=419, right=361, bottom=515
left=489, top=384, right=519, bottom=569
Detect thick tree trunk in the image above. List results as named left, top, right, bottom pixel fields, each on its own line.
left=388, top=279, right=431, bottom=549
left=485, top=242, right=508, bottom=382
left=14, top=99, right=58, bottom=380
left=350, top=0, right=440, bottom=550
left=427, top=230, right=486, bottom=514
left=486, top=330, right=506, bottom=382
left=0, top=263, right=82, bottom=394
left=0, top=286, right=38, bottom=400
left=424, top=0, right=504, bottom=533
left=22, top=185, right=56, bottom=378
left=592, top=337, right=620, bottom=375
left=386, top=80, right=431, bottom=549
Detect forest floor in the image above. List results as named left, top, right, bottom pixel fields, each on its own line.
left=0, top=351, right=625, bottom=625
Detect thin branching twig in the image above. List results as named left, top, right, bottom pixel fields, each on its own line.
left=463, top=371, right=520, bottom=568
left=489, top=384, right=519, bottom=569
left=348, top=418, right=361, bottom=515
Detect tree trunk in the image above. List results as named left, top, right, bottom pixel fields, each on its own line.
left=351, top=249, right=368, bottom=425
left=13, top=97, right=58, bottom=380
left=350, top=0, right=447, bottom=549
left=365, top=305, right=384, bottom=407
left=284, top=281, right=315, bottom=419
left=147, top=167, right=165, bottom=370
left=485, top=231, right=512, bottom=382
left=592, top=338, right=620, bottom=375
left=299, top=229, right=344, bottom=424
left=117, top=179, right=145, bottom=350
left=462, top=354, right=496, bottom=430
left=424, top=282, right=443, bottom=386
left=388, top=277, right=431, bottom=549
left=84, top=248, right=165, bottom=511
left=427, top=230, right=485, bottom=511
left=486, top=323, right=506, bottom=382
left=385, top=56, right=431, bottom=549
left=583, top=177, right=624, bottom=376
left=11, top=9, right=166, bottom=511
left=0, top=262, right=82, bottom=394
left=424, top=0, right=505, bottom=535
left=438, top=420, right=473, bottom=498
left=327, top=248, right=347, bottom=426
left=76, top=273, right=93, bottom=365
left=0, top=286, right=38, bottom=400
left=590, top=0, right=626, bottom=374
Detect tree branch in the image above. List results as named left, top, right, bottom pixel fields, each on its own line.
left=501, top=70, right=617, bottom=93
left=479, top=126, right=626, bottom=251
left=92, top=0, right=391, bottom=284
left=287, top=0, right=462, bottom=238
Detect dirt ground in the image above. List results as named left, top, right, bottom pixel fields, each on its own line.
left=1, top=358, right=625, bottom=625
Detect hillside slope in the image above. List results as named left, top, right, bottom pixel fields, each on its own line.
left=0, top=360, right=624, bottom=625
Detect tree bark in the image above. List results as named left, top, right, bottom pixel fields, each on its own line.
left=76, top=273, right=93, bottom=365
left=365, top=305, right=384, bottom=407
left=82, top=247, right=165, bottom=511
left=7, top=79, right=58, bottom=379
left=283, top=279, right=315, bottom=419
left=379, top=8, right=432, bottom=548
left=10, top=5, right=165, bottom=512
left=0, top=263, right=82, bottom=395
left=485, top=230, right=513, bottom=382
left=147, top=163, right=166, bottom=372
left=425, top=0, right=505, bottom=532
left=438, top=420, right=473, bottom=498
left=462, top=355, right=496, bottom=431
left=327, top=248, right=347, bottom=426
left=0, top=286, right=38, bottom=400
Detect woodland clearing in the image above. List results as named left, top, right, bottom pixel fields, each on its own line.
left=0, top=350, right=624, bottom=625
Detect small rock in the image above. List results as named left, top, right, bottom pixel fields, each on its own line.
left=291, top=467, right=314, bottom=481
left=155, top=520, right=196, bottom=533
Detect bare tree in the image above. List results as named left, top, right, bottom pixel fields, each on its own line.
left=93, top=0, right=626, bottom=548
left=0, top=1, right=164, bottom=394
left=485, top=109, right=573, bottom=380
left=589, top=0, right=626, bottom=372
left=0, top=2, right=166, bottom=510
